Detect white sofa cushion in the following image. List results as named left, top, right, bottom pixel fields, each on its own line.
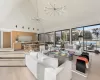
left=43, top=58, right=58, bottom=68
left=30, top=51, right=38, bottom=57
left=25, top=55, right=38, bottom=78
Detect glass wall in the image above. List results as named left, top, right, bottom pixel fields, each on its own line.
left=84, top=25, right=100, bottom=51
left=55, top=31, right=62, bottom=47
left=38, top=33, right=45, bottom=42
left=47, top=32, right=55, bottom=43
left=55, top=29, right=70, bottom=47
left=61, top=29, right=70, bottom=43
left=38, top=32, right=55, bottom=44
left=71, top=27, right=84, bottom=46
left=38, top=24, right=100, bottom=52
left=39, top=29, right=70, bottom=48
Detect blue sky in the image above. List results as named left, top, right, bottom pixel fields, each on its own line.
left=76, top=25, right=100, bottom=31
left=84, top=25, right=100, bottom=30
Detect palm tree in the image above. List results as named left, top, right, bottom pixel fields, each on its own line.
left=92, top=28, right=100, bottom=39
left=92, top=28, right=100, bottom=53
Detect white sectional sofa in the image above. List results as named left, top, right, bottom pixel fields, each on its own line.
left=25, top=52, right=38, bottom=78
left=25, top=51, right=72, bottom=80
left=44, top=61, right=72, bottom=80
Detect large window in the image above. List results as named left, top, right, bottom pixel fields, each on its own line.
left=71, top=27, right=84, bottom=46
left=44, top=32, right=55, bottom=44
left=38, top=33, right=45, bottom=42
left=61, top=29, right=70, bottom=43
left=55, top=31, right=62, bottom=46
left=84, top=25, right=100, bottom=51
left=55, top=29, right=70, bottom=47
left=38, top=32, right=55, bottom=44
left=47, top=32, right=55, bottom=43
left=71, top=24, right=100, bottom=51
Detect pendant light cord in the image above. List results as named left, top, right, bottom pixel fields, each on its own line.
left=36, top=0, right=39, bottom=17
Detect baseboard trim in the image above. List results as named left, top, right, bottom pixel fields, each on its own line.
left=0, top=57, right=25, bottom=59
left=0, top=65, right=26, bottom=67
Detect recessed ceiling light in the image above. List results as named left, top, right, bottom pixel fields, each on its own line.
left=28, top=27, right=30, bottom=30
left=15, top=25, right=17, bottom=28
left=22, top=26, right=24, bottom=29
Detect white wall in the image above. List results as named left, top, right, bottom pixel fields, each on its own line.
left=1, top=31, right=3, bottom=48
left=0, top=0, right=44, bottom=33
left=0, top=0, right=24, bottom=23
left=0, top=0, right=45, bottom=48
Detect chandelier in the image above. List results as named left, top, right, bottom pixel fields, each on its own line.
left=31, top=0, right=42, bottom=22
left=44, top=3, right=66, bottom=16
left=31, top=0, right=44, bottom=32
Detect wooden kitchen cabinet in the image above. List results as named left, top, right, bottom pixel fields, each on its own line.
left=14, top=43, right=22, bottom=50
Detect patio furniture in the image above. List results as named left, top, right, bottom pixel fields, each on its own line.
left=87, top=44, right=94, bottom=50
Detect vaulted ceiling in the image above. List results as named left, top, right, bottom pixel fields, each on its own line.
left=37, top=0, right=100, bottom=32
left=0, top=0, right=21, bottom=23
left=0, top=0, right=100, bottom=33
left=0, top=0, right=38, bottom=32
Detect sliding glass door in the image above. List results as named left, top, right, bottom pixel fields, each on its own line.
left=71, top=27, right=84, bottom=46
left=71, top=24, right=100, bottom=52
left=84, top=25, right=100, bottom=51
left=38, top=33, right=45, bottom=42
left=62, top=29, right=70, bottom=43
left=55, top=29, right=70, bottom=47
left=55, top=31, right=62, bottom=47
left=47, top=32, right=55, bottom=44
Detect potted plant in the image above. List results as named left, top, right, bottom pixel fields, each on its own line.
left=60, top=32, right=66, bottom=48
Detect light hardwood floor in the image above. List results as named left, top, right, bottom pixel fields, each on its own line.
left=0, top=59, right=25, bottom=66
left=0, top=67, right=36, bottom=80
left=0, top=51, right=100, bottom=80
left=0, top=51, right=25, bottom=66
left=87, top=53, right=100, bottom=80
left=73, top=53, right=100, bottom=80
left=0, top=51, right=36, bottom=80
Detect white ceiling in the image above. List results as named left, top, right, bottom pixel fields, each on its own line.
left=0, top=0, right=24, bottom=23
left=0, top=0, right=39, bottom=32
left=37, top=0, right=100, bottom=32
left=0, top=0, right=100, bottom=33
